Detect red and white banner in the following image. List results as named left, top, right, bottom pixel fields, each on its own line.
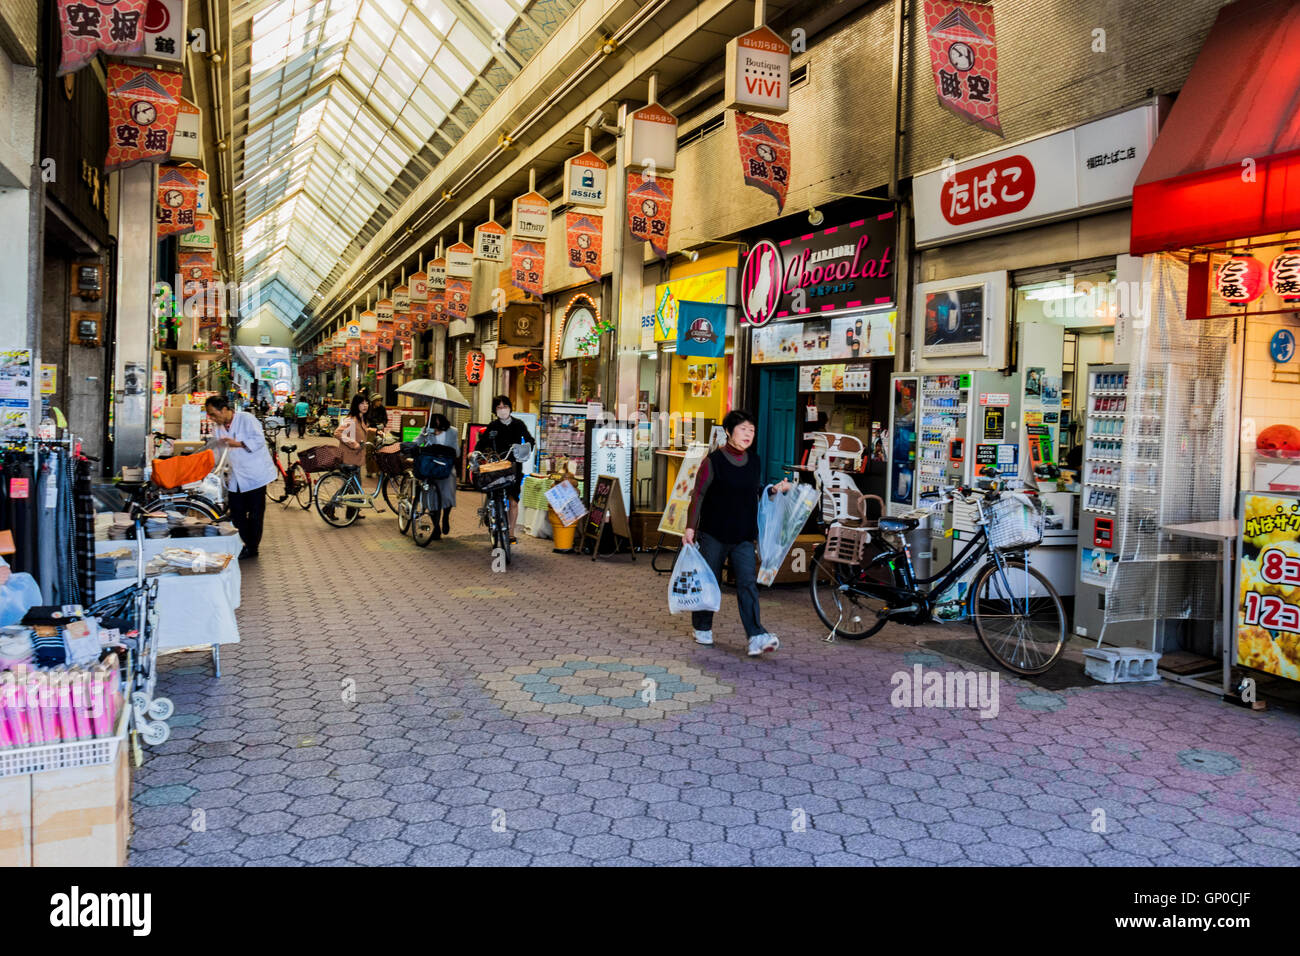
left=156, top=165, right=198, bottom=238
left=565, top=213, right=603, bottom=282
left=922, top=0, right=1002, bottom=136
left=106, top=63, right=184, bottom=171
left=59, top=0, right=147, bottom=76
left=429, top=287, right=448, bottom=325
left=377, top=320, right=395, bottom=352
left=445, top=278, right=472, bottom=320
left=474, top=220, right=507, bottom=262
left=626, top=173, right=673, bottom=260
left=512, top=240, right=545, bottom=299
left=410, top=301, right=429, bottom=331
left=361, top=330, right=378, bottom=355
left=735, top=112, right=791, bottom=212
left=179, top=250, right=214, bottom=283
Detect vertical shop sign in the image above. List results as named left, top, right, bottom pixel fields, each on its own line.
left=565, top=213, right=603, bottom=282
left=142, top=0, right=187, bottom=63
left=169, top=98, right=202, bottom=161
left=189, top=164, right=209, bottom=214
left=155, top=165, right=197, bottom=238
left=564, top=152, right=608, bottom=207
left=428, top=257, right=447, bottom=292
left=512, top=191, right=550, bottom=241
left=177, top=212, right=214, bottom=248
left=626, top=174, right=673, bottom=260
left=105, top=63, right=184, bottom=170
left=59, top=0, right=148, bottom=75
left=409, top=270, right=428, bottom=303
left=922, top=0, right=1002, bottom=136
left=724, top=25, right=791, bottom=114
left=446, top=241, right=474, bottom=279
left=445, top=278, right=472, bottom=320
left=734, top=113, right=791, bottom=212
left=627, top=103, right=678, bottom=172
left=375, top=298, right=395, bottom=323
left=512, top=240, right=545, bottom=299
left=1238, top=492, right=1300, bottom=682
left=474, top=220, right=506, bottom=262
left=675, top=301, right=727, bottom=359
left=393, top=285, right=410, bottom=312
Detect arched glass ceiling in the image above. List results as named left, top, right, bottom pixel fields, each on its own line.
left=233, top=0, right=578, bottom=328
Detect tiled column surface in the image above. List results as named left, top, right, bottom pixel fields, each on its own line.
left=130, top=441, right=1300, bottom=866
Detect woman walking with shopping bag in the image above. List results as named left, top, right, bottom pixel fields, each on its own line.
left=682, top=410, right=790, bottom=656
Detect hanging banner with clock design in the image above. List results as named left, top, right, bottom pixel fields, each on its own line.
left=565, top=213, right=603, bottom=282
left=922, top=0, right=1002, bottom=136
left=734, top=112, right=791, bottom=212
left=626, top=174, right=673, bottom=260
left=155, top=165, right=198, bottom=238
left=512, top=240, right=546, bottom=299
left=105, top=63, right=184, bottom=170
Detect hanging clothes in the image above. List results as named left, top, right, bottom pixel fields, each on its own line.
left=0, top=448, right=36, bottom=577
left=74, top=455, right=95, bottom=602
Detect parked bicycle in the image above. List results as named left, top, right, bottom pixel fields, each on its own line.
left=808, top=466, right=1067, bottom=675
left=467, top=444, right=529, bottom=566
left=129, top=437, right=229, bottom=520
left=262, top=426, right=313, bottom=510
left=313, top=435, right=408, bottom=527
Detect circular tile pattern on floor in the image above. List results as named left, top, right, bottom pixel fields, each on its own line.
left=479, top=655, right=732, bottom=719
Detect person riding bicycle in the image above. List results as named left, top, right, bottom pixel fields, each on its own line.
left=327, top=394, right=374, bottom=521
left=682, top=409, right=790, bottom=657
left=480, top=395, right=533, bottom=544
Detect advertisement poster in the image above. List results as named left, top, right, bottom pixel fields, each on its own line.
left=922, top=284, right=986, bottom=357
left=890, top=379, right=918, bottom=505
left=0, top=350, right=33, bottom=441
left=734, top=112, right=791, bottom=212
left=922, top=0, right=1002, bottom=135
left=588, top=424, right=634, bottom=516
left=797, top=362, right=871, bottom=393
left=751, top=313, right=896, bottom=363
left=658, top=443, right=710, bottom=536
left=1238, top=492, right=1300, bottom=682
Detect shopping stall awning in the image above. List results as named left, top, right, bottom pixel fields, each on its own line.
left=1130, top=0, right=1300, bottom=255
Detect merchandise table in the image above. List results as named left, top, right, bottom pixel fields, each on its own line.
left=518, top=475, right=553, bottom=540
left=94, top=534, right=243, bottom=675
left=1160, top=519, right=1236, bottom=696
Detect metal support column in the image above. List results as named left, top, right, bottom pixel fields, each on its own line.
left=112, top=163, right=158, bottom=474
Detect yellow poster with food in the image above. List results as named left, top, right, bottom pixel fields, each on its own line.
left=1238, top=492, right=1300, bottom=681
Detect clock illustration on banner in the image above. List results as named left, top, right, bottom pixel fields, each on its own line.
left=640, top=199, right=658, bottom=218
left=131, top=101, right=158, bottom=126
left=164, top=189, right=185, bottom=208
left=1270, top=328, right=1295, bottom=364
left=948, top=42, right=975, bottom=72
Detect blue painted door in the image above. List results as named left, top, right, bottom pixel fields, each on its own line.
left=757, top=366, right=798, bottom=486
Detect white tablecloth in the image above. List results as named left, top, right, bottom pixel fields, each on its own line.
left=94, top=535, right=243, bottom=650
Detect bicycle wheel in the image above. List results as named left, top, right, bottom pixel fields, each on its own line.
left=381, top=471, right=405, bottom=513
left=971, top=558, right=1067, bottom=675
left=143, top=494, right=222, bottom=522
left=493, top=493, right=511, bottom=564
left=413, top=485, right=442, bottom=547
left=289, top=464, right=313, bottom=510
left=809, top=544, right=889, bottom=639
left=265, top=469, right=290, bottom=503
left=314, top=472, right=359, bottom=527
left=396, top=475, right=415, bottom=535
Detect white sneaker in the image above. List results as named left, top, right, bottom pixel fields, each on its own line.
left=693, top=630, right=714, bottom=646
left=748, top=633, right=780, bottom=656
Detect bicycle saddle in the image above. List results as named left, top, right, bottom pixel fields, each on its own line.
left=280, top=444, right=297, bottom=453
left=877, top=516, right=919, bottom=532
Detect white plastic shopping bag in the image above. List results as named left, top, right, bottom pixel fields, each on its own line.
left=667, top=542, right=721, bottom=615
left=756, top=482, right=820, bottom=585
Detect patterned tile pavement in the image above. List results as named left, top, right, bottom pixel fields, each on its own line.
left=129, top=444, right=1300, bottom=866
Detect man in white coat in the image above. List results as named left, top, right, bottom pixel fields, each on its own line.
left=204, top=396, right=279, bottom=559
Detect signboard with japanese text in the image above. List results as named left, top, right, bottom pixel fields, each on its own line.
left=565, top=213, right=603, bottom=282
left=627, top=174, right=673, bottom=260
left=188, top=163, right=209, bottom=214
left=735, top=113, right=791, bottom=212
left=375, top=298, right=395, bottom=323
left=428, top=258, right=446, bottom=292
left=474, top=220, right=506, bottom=262
left=446, top=241, right=474, bottom=279
left=913, top=104, right=1157, bottom=246
left=409, top=271, right=428, bottom=303
left=1238, top=491, right=1300, bottom=682
left=627, top=103, right=678, bottom=172
left=724, top=25, right=791, bottom=114
left=564, top=151, right=608, bottom=207
left=59, top=0, right=147, bottom=75
left=393, top=285, right=410, bottom=312
left=512, top=191, right=550, bottom=241
left=429, top=287, right=447, bottom=325
left=512, top=240, right=545, bottom=299
left=445, top=278, right=472, bottom=320
left=740, top=215, right=896, bottom=325
left=155, top=165, right=197, bottom=238
left=922, top=0, right=1001, bottom=135
left=142, top=0, right=186, bottom=63
left=169, top=98, right=201, bottom=161
left=105, top=63, right=184, bottom=171
left=588, top=426, right=635, bottom=516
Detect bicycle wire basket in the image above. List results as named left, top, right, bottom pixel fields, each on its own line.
left=984, top=494, right=1045, bottom=552
left=823, top=523, right=871, bottom=565
left=375, top=445, right=409, bottom=477
left=298, top=445, right=340, bottom=474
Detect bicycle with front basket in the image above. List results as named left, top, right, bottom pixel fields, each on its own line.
left=313, top=435, right=409, bottom=527
left=466, top=444, right=530, bottom=567
left=808, top=466, right=1067, bottom=675
left=397, top=439, right=458, bottom=547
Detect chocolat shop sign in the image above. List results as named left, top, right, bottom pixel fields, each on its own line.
left=741, top=212, right=897, bottom=325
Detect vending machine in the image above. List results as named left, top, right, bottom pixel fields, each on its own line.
left=887, top=374, right=920, bottom=515
left=1074, top=363, right=1133, bottom=639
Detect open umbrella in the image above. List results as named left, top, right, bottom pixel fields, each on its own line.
left=396, top=378, right=471, bottom=409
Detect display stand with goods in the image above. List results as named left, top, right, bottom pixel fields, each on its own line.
left=579, top=475, right=635, bottom=560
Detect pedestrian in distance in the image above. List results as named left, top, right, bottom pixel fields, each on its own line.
left=294, top=396, right=310, bottom=438
left=681, top=409, right=791, bottom=657
left=203, top=396, right=279, bottom=560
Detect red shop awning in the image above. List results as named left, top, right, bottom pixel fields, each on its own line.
left=1130, top=0, right=1300, bottom=255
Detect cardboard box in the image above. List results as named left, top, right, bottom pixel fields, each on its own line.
left=0, top=775, right=32, bottom=866
left=30, top=745, right=131, bottom=867
left=162, top=422, right=181, bottom=439
left=163, top=406, right=185, bottom=423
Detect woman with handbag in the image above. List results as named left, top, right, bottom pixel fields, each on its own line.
left=425, top=413, right=458, bottom=536
left=328, top=394, right=374, bottom=521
